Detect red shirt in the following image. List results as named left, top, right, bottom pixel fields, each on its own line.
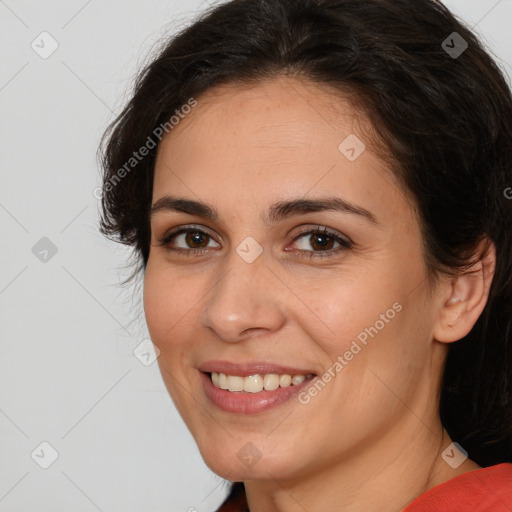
left=216, top=463, right=512, bottom=511
left=403, top=463, right=512, bottom=511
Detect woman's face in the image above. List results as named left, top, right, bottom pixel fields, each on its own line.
left=144, top=76, right=447, bottom=482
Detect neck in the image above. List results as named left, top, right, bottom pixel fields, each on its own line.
left=244, top=418, right=480, bottom=512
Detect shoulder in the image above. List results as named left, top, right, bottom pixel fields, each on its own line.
left=403, top=463, right=512, bottom=512
left=214, top=465, right=512, bottom=512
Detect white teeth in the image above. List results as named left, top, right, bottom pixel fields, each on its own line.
left=279, top=374, right=291, bottom=387
left=227, top=375, right=244, bottom=392
left=263, top=374, right=280, bottom=391
left=291, top=375, right=306, bottom=385
left=210, top=372, right=311, bottom=392
left=244, top=374, right=263, bottom=393
left=218, top=373, right=228, bottom=389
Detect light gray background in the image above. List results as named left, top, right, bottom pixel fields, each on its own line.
left=1, top=1, right=510, bottom=511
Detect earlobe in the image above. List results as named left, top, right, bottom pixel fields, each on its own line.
left=433, top=239, right=496, bottom=344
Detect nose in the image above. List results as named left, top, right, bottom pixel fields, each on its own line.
left=199, top=251, right=286, bottom=342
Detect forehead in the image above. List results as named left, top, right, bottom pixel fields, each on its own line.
left=152, top=76, right=408, bottom=221
left=161, top=76, right=365, bottom=146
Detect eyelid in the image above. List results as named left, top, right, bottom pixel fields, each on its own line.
left=157, top=224, right=350, bottom=243
left=157, top=224, right=220, bottom=244
left=289, top=224, right=353, bottom=246
left=156, top=223, right=353, bottom=257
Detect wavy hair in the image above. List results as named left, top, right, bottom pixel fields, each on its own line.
left=98, top=0, right=512, bottom=477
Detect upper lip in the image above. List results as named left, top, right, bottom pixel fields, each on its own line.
left=198, top=360, right=317, bottom=377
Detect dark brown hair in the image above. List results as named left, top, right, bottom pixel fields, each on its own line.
left=98, top=0, right=512, bottom=476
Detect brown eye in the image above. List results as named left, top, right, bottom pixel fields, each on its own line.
left=157, top=227, right=220, bottom=254
left=291, top=226, right=352, bottom=258
left=308, top=233, right=335, bottom=251
left=184, top=231, right=210, bottom=248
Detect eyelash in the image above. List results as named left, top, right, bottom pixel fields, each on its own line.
left=156, top=225, right=353, bottom=259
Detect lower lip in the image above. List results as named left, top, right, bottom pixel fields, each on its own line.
left=200, top=371, right=316, bottom=414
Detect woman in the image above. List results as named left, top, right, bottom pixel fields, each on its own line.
left=98, top=0, right=512, bottom=510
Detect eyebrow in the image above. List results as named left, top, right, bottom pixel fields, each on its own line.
left=150, top=195, right=379, bottom=226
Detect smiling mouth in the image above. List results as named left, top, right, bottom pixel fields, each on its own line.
left=206, top=371, right=316, bottom=393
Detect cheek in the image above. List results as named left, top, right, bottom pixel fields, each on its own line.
left=143, top=268, right=170, bottom=340
left=143, top=263, right=201, bottom=416
left=143, top=261, right=197, bottom=344
left=294, top=268, right=406, bottom=357
left=144, top=264, right=185, bottom=356
left=296, top=263, right=431, bottom=414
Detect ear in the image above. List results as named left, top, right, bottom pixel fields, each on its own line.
left=433, top=238, right=496, bottom=343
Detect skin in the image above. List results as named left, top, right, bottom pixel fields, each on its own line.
left=143, top=76, right=495, bottom=512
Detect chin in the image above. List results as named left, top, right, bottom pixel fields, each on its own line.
left=198, top=438, right=303, bottom=482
